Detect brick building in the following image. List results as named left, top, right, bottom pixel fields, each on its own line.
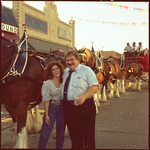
left=2, top=1, right=75, bottom=53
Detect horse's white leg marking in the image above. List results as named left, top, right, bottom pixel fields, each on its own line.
left=115, top=79, right=120, bottom=98
left=101, top=86, right=107, bottom=102
left=119, top=79, right=122, bottom=93
left=93, top=93, right=100, bottom=114
left=132, top=78, right=137, bottom=90
left=26, top=110, right=33, bottom=133
left=107, top=82, right=114, bottom=99
left=121, top=79, right=126, bottom=93
left=125, top=80, right=132, bottom=90
left=137, top=79, right=142, bottom=91
left=14, top=127, right=28, bottom=148
left=97, top=85, right=101, bottom=101
left=33, top=105, right=43, bottom=133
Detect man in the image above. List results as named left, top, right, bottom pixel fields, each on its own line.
left=131, top=42, right=137, bottom=57
left=62, top=50, right=99, bottom=149
left=136, top=42, right=144, bottom=57
left=131, top=42, right=137, bottom=52
left=124, top=42, right=131, bottom=52
left=124, top=42, right=131, bottom=57
left=137, top=42, right=143, bottom=51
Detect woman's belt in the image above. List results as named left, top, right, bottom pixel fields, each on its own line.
left=50, top=100, right=63, bottom=105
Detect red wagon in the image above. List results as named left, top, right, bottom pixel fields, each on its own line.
left=124, top=49, right=149, bottom=80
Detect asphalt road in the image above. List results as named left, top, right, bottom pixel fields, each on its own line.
left=1, top=81, right=149, bottom=149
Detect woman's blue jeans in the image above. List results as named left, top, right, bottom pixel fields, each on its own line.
left=38, top=102, right=65, bottom=149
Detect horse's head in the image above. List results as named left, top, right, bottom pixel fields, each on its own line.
left=78, top=47, right=94, bottom=65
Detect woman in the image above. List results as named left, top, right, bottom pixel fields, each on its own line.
left=38, top=61, right=65, bottom=149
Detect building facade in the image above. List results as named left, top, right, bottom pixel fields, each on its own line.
left=1, top=6, right=20, bottom=42
left=11, top=1, right=75, bottom=53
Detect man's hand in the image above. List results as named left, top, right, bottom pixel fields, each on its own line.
left=75, top=95, right=86, bottom=106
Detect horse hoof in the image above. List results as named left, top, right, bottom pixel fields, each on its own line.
left=107, top=95, right=112, bottom=99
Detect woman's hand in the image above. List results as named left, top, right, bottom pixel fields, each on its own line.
left=45, top=115, right=50, bottom=125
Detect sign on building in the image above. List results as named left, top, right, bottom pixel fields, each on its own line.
left=58, top=27, right=71, bottom=41
left=1, top=23, right=18, bottom=34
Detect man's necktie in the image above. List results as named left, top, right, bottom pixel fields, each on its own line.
left=63, top=70, right=75, bottom=100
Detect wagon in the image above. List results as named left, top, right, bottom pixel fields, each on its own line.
left=124, top=49, right=149, bottom=81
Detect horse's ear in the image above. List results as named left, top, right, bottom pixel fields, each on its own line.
left=91, top=45, right=95, bottom=53
left=98, top=52, right=101, bottom=58
left=75, top=47, right=77, bottom=51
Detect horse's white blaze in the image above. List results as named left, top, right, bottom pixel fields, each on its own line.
left=14, top=127, right=28, bottom=148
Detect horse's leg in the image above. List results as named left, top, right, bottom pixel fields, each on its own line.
left=101, top=84, right=107, bottom=102
left=107, top=81, right=111, bottom=92
left=115, top=79, right=120, bottom=98
left=137, top=78, right=142, bottom=91
left=93, top=93, right=99, bottom=114
left=132, top=77, right=138, bottom=91
left=121, top=79, right=126, bottom=93
left=125, top=80, right=132, bottom=90
left=26, top=110, right=34, bottom=133
left=107, top=81, right=114, bottom=99
left=119, top=79, right=122, bottom=93
left=33, top=105, right=43, bottom=133
left=14, top=101, right=28, bottom=148
left=97, top=84, right=101, bottom=101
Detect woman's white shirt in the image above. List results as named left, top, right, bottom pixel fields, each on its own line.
left=41, top=80, right=62, bottom=102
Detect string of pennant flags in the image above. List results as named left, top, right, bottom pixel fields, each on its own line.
left=96, top=2, right=149, bottom=13
left=73, top=17, right=149, bottom=26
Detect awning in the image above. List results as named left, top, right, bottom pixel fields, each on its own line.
left=28, top=37, right=73, bottom=54
left=1, top=31, right=20, bottom=42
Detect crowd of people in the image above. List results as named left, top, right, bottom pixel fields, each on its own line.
left=38, top=50, right=99, bottom=149
left=124, top=42, right=144, bottom=57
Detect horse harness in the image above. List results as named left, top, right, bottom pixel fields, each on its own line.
left=1, top=43, right=46, bottom=84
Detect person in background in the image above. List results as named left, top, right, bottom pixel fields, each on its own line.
left=124, top=42, right=131, bottom=57
left=136, top=42, right=144, bottom=57
left=137, top=42, right=143, bottom=51
left=62, top=50, right=99, bottom=149
left=131, top=42, right=137, bottom=52
left=38, top=61, right=65, bottom=149
left=124, top=42, right=131, bottom=52
left=131, top=42, right=137, bottom=57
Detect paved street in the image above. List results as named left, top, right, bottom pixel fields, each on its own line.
left=1, top=81, right=149, bottom=149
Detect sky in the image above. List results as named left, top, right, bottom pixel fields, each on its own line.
left=1, top=1, right=149, bottom=54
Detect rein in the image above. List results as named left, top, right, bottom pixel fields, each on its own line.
left=1, top=42, right=43, bottom=83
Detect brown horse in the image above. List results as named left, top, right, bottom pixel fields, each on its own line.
left=1, top=37, right=45, bottom=148
left=78, top=48, right=121, bottom=103
left=108, top=55, right=144, bottom=93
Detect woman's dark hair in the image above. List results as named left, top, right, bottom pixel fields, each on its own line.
left=43, top=61, right=64, bottom=83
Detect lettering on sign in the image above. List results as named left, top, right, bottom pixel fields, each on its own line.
left=1, top=23, right=18, bottom=33
left=58, top=27, right=71, bottom=40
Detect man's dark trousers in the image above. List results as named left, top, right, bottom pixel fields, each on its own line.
left=64, top=97, right=96, bottom=150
